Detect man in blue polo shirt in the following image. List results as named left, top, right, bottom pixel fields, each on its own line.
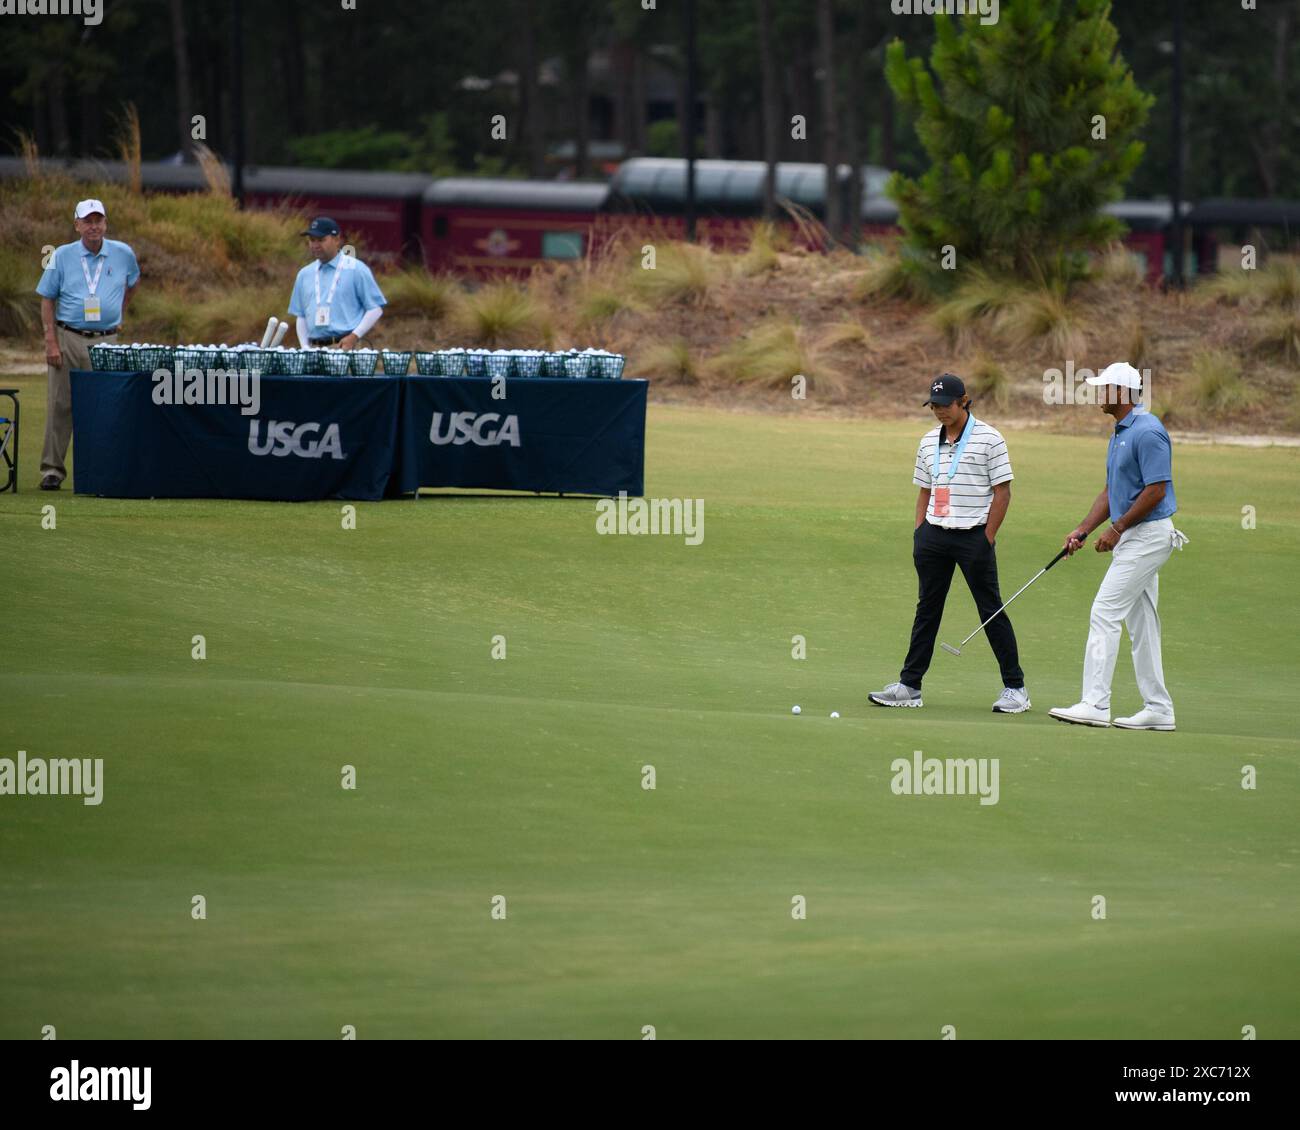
left=1050, top=362, right=1189, bottom=731
left=35, top=198, right=140, bottom=490
left=288, top=217, right=387, bottom=349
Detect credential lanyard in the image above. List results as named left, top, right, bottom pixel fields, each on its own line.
left=314, top=258, right=346, bottom=308
left=80, top=253, right=106, bottom=296
left=933, top=413, right=976, bottom=485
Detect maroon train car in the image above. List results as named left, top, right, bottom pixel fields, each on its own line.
left=422, top=178, right=610, bottom=274
left=242, top=166, right=429, bottom=265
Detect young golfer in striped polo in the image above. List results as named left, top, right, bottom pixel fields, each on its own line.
left=870, top=374, right=1030, bottom=713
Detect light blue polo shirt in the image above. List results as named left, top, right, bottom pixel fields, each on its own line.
left=1107, top=407, right=1177, bottom=524
left=36, top=238, right=140, bottom=331
left=288, top=253, right=387, bottom=338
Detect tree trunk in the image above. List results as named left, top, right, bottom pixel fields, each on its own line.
left=705, top=94, right=723, bottom=158
left=757, top=0, right=779, bottom=219
left=282, top=0, right=307, bottom=136
left=49, top=63, right=71, bottom=157
left=817, top=0, right=840, bottom=240
left=170, top=0, right=195, bottom=161
left=573, top=50, right=590, bottom=178
left=520, top=0, right=547, bottom=176
left=631, top=45, right=647, bottom=152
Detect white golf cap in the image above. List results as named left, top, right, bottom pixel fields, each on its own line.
left=1085, top=361, right=1143, bottom=389
left=74, top=199, right=107, bottom=219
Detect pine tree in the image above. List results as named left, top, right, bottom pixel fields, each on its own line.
left=884, top=0, right=1154, bottom=279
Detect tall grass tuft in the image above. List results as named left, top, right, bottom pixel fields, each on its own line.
left=382, top=268, right=461, bottom=324
left=737, top=222, right=781, bottom=277
left=1252, top=306, right=1300, bottom=364
left=0, top=244, right=39, bottom=336
left=709, top=317, right=847, bottom=394
left=454, top=281, right=544, bottom=346
left=115, top=103, right=142, bottom=194
left=967, top=356, right=1012, bottom=411
left=193, top=143, right=231, bottom=197
left=999, top=280, right=1085, bottom=358
left=1190, top=349, right=1255, bottom=416
left=635, top=337, right=701, bottom=384
left=1203, top=256, right=1300, bottom=309
left=631, top=241, right=723, bottom=305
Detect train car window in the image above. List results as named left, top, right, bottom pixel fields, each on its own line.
left=433, top=215, right=449, bottom=239
left=542, top=231, right=584, bottom=259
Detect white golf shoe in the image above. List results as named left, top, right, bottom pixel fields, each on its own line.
left=1048, top=701, right=1111, bottom=727
left=1113, top=709, right=1176, bottom=731
left=869, top=682, right=923, bottom=708
left=992, top=687, right=1031, bottom=713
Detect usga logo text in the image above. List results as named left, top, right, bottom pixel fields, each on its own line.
left=596, top=491, right=704, bottom=546
left=248, top=420, right=346, bottom=460
left=430, top=412, right=521, bottom=447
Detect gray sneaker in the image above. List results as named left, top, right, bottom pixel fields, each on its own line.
left=992, top=686, right=1031, bottom=714
left=869, top=682, right=923, bottom=708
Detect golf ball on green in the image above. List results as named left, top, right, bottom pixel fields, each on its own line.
left=791, top=705, right=801, bottom=715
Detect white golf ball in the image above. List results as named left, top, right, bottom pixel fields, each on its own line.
left=791, top=705, right=801, bottom=715
left=830, top=711, right=840, bottom=719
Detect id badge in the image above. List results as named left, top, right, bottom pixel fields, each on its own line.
left=315, top=306, right=331, bottom=327
left=932, top=485, right=950, bottom=517
left=84, top=296, right=102, bottom=322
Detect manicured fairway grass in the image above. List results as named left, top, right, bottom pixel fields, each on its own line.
left=2, top=374, right=1297, bottom=1039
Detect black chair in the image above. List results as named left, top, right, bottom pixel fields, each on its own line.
left=0, top=388, right=18, bottom=493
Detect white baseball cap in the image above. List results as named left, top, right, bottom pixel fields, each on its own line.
left=1085, top=361, right=1143, bottom=390
left=74, top=199, right=107, bottom=220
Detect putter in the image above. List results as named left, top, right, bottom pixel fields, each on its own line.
left=940, top=542, right=1077, bottom=656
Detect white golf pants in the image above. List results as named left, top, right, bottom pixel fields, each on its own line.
left=1081, top=517, right=1185, bottom=713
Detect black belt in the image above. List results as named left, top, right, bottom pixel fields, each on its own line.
left=56, top=322, right=119, bottom=338
left=308, top=333, right=350, bottom=346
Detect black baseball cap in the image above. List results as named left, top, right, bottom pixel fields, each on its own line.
left=301, top=216, right=341, bottom=237
left=923, top=373, right=966, bottom=406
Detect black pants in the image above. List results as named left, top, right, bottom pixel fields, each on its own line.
left=900, top=523, right=1024, bottom=690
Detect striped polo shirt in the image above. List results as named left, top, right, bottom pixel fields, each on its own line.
left=912, top=417, right=1013, bottom=528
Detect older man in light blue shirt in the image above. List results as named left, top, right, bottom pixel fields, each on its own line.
left=35, top=198, right=140, bottom=489
left=288, top=217, right=387, bottom=349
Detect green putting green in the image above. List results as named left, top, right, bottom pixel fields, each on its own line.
left=2, top=375, right=1296, bottom=1039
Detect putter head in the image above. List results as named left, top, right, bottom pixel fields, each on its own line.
left=940, top=642, right=961, bottom=656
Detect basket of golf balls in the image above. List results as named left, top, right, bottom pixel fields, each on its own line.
left=349, top=348, right=380, bottom=377
left=128, top=343, right=174, bottom=372
left=381, top=350, right=412, bottom=376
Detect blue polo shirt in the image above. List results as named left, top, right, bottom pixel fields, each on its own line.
left=1107, top=407, right=1177, bottom=524
left=287, top=253, right=386, bottom=338
left=36, top=238, right=140, bottom=331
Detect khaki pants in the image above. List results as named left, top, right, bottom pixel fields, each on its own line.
left=42, top=325, right=117, bottom=484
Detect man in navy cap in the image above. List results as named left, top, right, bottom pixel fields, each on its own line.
left=288, top=217, right=387, bottom=350
left=869, top=374, right=1030, bottom=713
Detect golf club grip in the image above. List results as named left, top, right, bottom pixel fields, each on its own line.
left=1043, top=545, right=1072, bottom=571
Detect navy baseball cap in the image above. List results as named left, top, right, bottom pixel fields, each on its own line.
left=302, top=216, right=341, bottom=237
left=923, top=373, right=966, bottom=406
